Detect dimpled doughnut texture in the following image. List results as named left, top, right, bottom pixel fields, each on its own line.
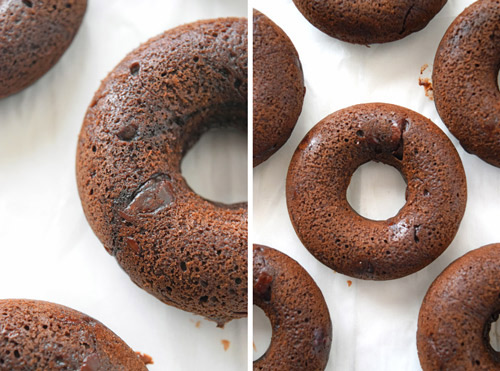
left=286, top=103, right=467, bottom=280
left=0, top=299, right=147, bottom=370
left=417, top=244, right=500, bottom=370
left=254, top=245, right=332, bottom=371
left=253, top=10, right=305, bottom=166
left=0, top=0, right=87, bottom=99
left=76, top=19, right=248, bottom=326
left=433, top=0, right=500, bottom=168
left=292, top=0, right=447, bottom=44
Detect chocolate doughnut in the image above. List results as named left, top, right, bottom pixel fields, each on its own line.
left=0, top=299, right=148, bottom=370
left=253, top=10, right=305, bottom=166
left=0, top=0, right=87, bottom=99
left=254, top=245, right=332, bottom=370
left=292, top=0, right=447, bottom=44
left=433, top=0, right=500, bottom=168
left=76, top=19, right=248, bottom=326
left=417, top=244, right=500, bottom=370
left=286, top=103, right=467, bottom=280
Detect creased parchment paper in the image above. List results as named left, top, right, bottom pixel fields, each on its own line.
left=0, top=1, right=247, bottom=369
left=252, top=1, right=500, bottom=369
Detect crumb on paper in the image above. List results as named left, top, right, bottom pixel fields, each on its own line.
left=253, top=342, right=257, bottom=351
left=136, top=352, right=154, bottom=365
left=347, top=280, right=352, bottom=287
left=195, top=321, right=201, bottom=328
left=221, top=339, right=230, bottom=351
left=418, top=77, right=434, bottom=100
left=419, top=64, right=434, bottom=100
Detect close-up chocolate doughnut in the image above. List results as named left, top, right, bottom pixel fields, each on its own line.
left=0, top=299, right=148, bottom=370
left=0, top=0, right=87, bottom=99
left=76, top=18, right=248, bottom=326
left=433, top=0, right=500, bottom=168
left=286, top=103, right=467, bottom=280
left=253, top=9, right=305, bottom=167
left=291, top=0, right=447, bottom=44
left=253, top=244, right=332, bottom=371
left=417, top=244, right=500, bottom=370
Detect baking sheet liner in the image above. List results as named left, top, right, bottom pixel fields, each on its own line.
left=0, top=1, right=248, bottom=369
left=252, top=0, right=500, bottom=369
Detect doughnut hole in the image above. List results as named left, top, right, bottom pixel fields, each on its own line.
left=346, top=161, right=407, bottom=221
left=253, top=305, right=272, bottom=361
left=181, top=128, right=247, bottom=204
left=489, top=314, right=500, bottom=352
left=497, top=68, right=500, bottom=92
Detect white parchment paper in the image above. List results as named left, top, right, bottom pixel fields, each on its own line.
left=0, top=1, right=247, bottom=370
left=252, top=0, right=500, bottom=370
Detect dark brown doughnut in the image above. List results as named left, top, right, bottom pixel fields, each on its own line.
left=286, top=103, right=467, bottom=280
left=0, top=0, right=87, bottom=99
left=253, top=9, right=305, bottom=166
left=417, top=244, right=500, bottom=370
left=253, top=244, right=332, bottom=371
left=0, top=299, right=148, bottom=370
left=433, top=0, right=500, bottom=168
left=292, top=0, right=447, bottom=44
left=76, top=18, right=248, bottom=326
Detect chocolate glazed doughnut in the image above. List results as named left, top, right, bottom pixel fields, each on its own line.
left=433, top=0, right=500, bottom=168
left=0, top=299, right=148, bottom=370
left=286, top=103, right=467, bottom=280
left=253, top=10, right=305, bottom=166
left=417, top=244, right=500, bottom=370
left=76, top=19, right=248, bottom=326
left=254, top=245, right=332, bottom=371
left=292, top=0, right=447, bottom=44
left=0, top=0, right=87, bottom=99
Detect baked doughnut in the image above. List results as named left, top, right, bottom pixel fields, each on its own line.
left=433, top=0, right=500, bottom=168
left=76, top=18, right=248, bottom=326
left=417, top=244, right=500, bottom=370
left=254, top=244, right=332, bottom=370
left=0, top=0, right=87, bottom=99
left=286, top=103, right=467, bottom=280
left=0, top=299, right=148, bottom=370
left=253, top=10, right=305, bottom=166
left=292, top=0, right=447, bottom=44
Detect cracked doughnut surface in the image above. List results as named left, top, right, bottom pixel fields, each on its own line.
left=286, top=103, right=467, bottom=280
left=0, top=0, right=87, bottom=99
left=292, top=0, right=447, bottom=44
left=76, top=18, right=248, bottom=326
left=253, top=244, right=332, bottom=371
left=433, top=0, right=500, bottom=168
left=253, top=10, right=305, bottom=167
left=417, top=244, right=500, bottom=370
left=0, top=299, right=147, bottom=370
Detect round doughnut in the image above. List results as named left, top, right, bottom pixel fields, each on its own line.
left=76, top=18, right=248, bottom=326
left=253, top=244, right=332, bottom=371
left=286, top=103, right=467, bottom=280
left=0, top=0, right=87, bottom=99
left=292, top=0, right=447, bottom=44
left=253, top=10, right=305, bottom=166
left=433, top=0, right=500, bottom=168
left=0, top=299, right=148, bottom=370
left=417, top=244, right=500, bottom=370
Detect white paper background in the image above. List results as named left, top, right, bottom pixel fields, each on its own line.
left=0, top=1, right=248, bottom=370
left=252, top=0, right=500, bottom=370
